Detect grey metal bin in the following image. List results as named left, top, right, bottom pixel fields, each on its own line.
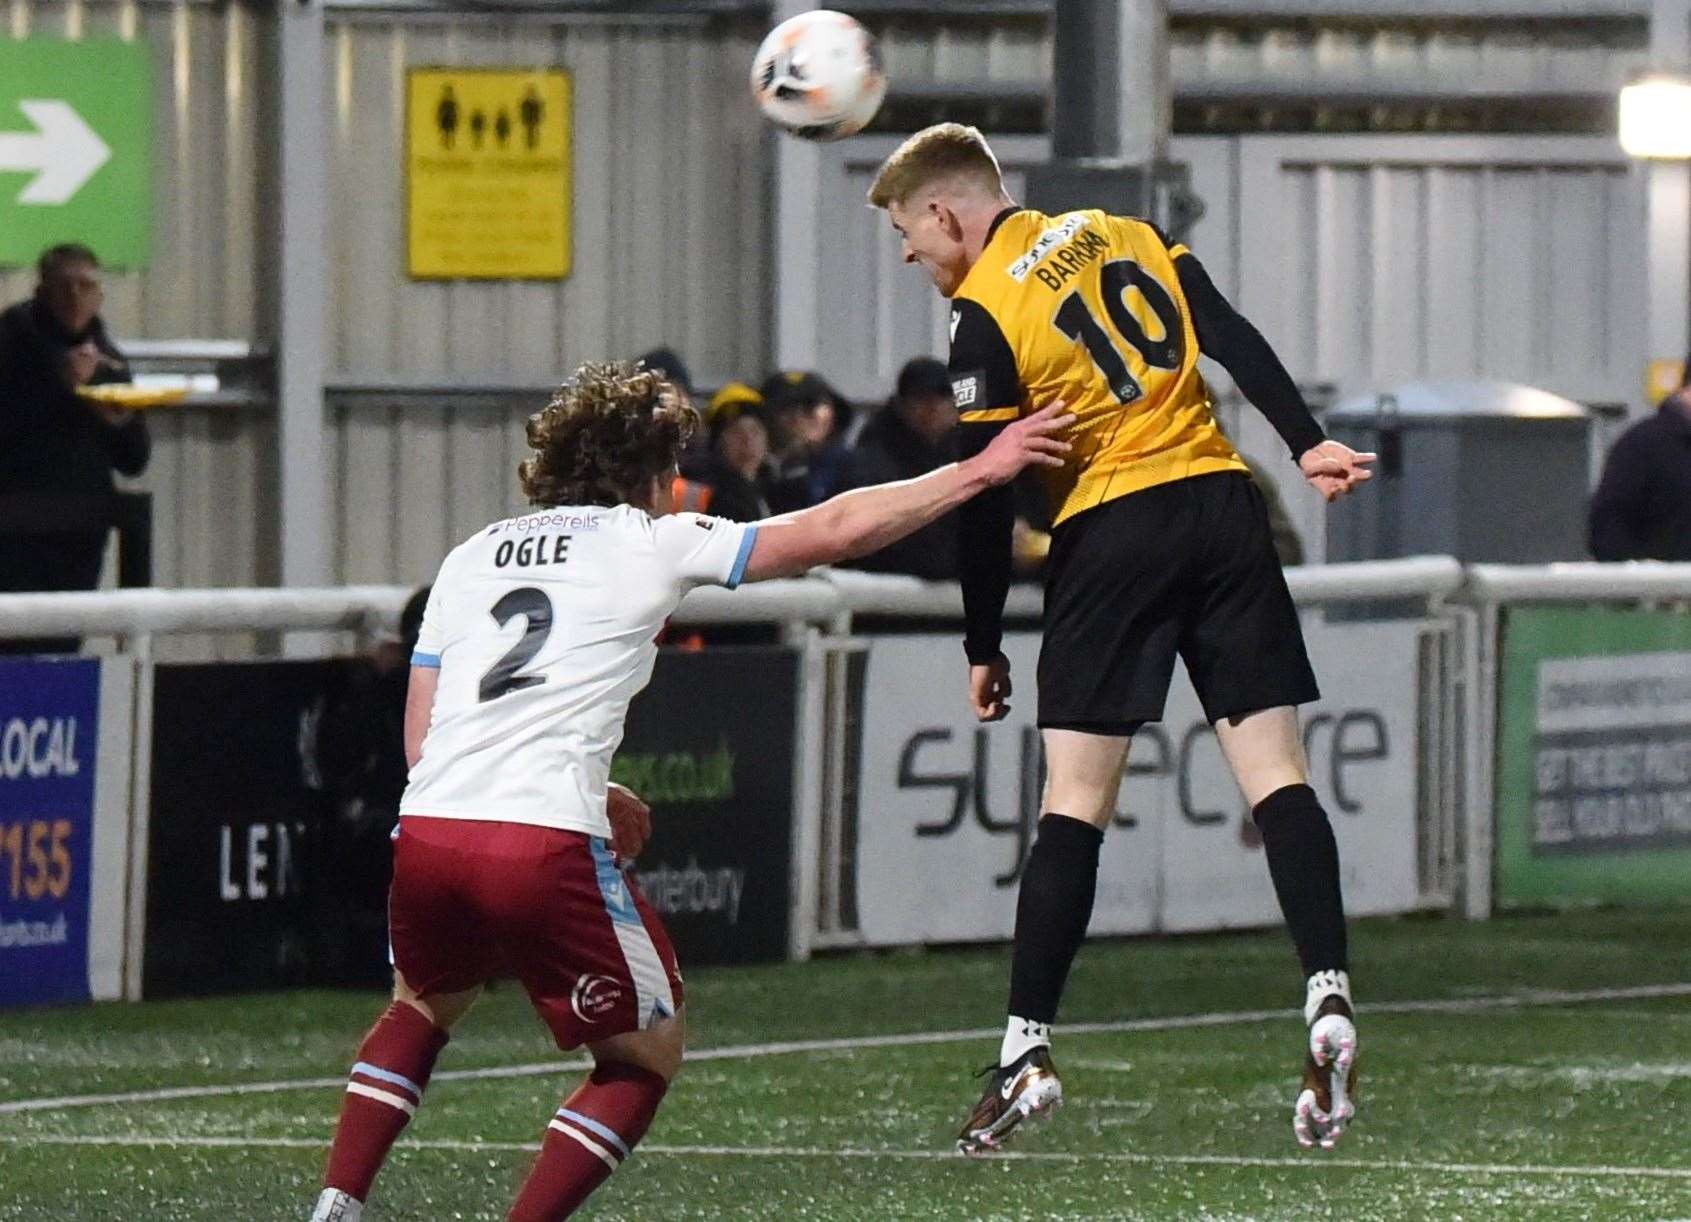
left=1324, top=381, right=1591, bottom=564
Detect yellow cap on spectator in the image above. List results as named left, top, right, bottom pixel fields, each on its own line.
left=709, top=380, right=763, bottom=421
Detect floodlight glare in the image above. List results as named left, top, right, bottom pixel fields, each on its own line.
left=1619, top=76, right=1691, bottom=159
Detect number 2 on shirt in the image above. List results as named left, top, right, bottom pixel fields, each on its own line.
left=478, top=587, right=553, bottom=702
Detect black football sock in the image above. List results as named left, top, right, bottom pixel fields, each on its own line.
left=1252, top=783, right=1348, bottom=975
left=1006, top=813, right=1104, bottom=1032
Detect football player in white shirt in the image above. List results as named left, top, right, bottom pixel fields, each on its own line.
left=312, top=362, right=1071, bottom=1221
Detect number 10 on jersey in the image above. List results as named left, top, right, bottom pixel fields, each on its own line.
left=1052, top=258, right=1186, bottom=406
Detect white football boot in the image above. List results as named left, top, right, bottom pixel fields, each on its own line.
left=1294, top=969, right=1358, bottom=1150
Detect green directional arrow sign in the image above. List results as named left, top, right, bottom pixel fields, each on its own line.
left=0, top=39, right=150, bottom=269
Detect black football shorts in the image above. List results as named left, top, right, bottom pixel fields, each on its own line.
left=1037, top=470, right=1319, bottom=734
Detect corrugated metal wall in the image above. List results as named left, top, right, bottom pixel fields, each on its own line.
left=1, top=4, right=1655, bottom=607
left=4, top=6, right=774, bottom=598
left=1232, top=136, right=1645, bottom=405
left=328, top=392, right=534, bottom=587
left=322, top=12, right=773, bottom=586
left=1168, top=18, right=1645, bottom=102
left=324, top=15, right=771, bottom=386
left=3, top=1, right=273, bottom=629
left=1, top=0, right=264, bottom=337
left=872, top=9, right=1647, bottom=106
left=877, top=12, right=1049, bottom=85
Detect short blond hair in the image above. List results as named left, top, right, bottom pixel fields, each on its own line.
left=867, top=122, right=1004, bottom=210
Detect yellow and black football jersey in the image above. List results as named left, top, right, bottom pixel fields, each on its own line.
left=949, top=206, right=1328, bottom=668
left=949, top=207, right=1245, bottom=528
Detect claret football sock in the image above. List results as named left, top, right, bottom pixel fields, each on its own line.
left=322, top=1002, right=449, bottom=1204
left=1003, top=813, right=1104, bottom=1064
left=1252, top=783, right=1348, bottom=977
left=508, top=1060, right=669, bottom=1220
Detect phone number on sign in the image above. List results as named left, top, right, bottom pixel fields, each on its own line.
left=0, top=819, right=74, bottom=902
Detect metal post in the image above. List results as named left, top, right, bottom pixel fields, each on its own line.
left=121, top=634, right=156, bottom=1000
left=1648, top=0, right=1691, bottom=409
left=772, top=0, right=821, bottom=373
left=1455, top=601, right=1497, bottom=921
left=1028, top=0, right=1175, bottom=224
left=272, top=2, right=330, bottom=591
left=1051, top=0, right=1169, bottom=165
left=787, top=624, right=827, bottom=960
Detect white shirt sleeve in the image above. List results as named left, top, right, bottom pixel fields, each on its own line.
left=410, top=575, right=448, bottom=667
left=652, top=513, right=759, bottom=590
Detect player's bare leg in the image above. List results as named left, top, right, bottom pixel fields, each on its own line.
left=311, top=976, right=482, bottom=1221
left=958, top=729, right=1127, bottom=1154
left=508, top=1011, right=685, bottom=1220
left=1215, top=706, right=1358, bottom=1149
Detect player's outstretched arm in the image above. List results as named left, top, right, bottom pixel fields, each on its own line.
left=739, top=403, right=1072, bottom=582
left=1171, top=250, right=1377, bottom=502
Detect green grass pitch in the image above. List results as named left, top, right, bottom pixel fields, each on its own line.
left=3, top=909, right=1690, bottom=1219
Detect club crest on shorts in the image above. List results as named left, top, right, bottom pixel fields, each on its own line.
left=571, top=974, right=623, bottom=1022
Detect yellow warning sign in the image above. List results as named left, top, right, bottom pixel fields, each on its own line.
left=406, top=68, right=571, bottom=280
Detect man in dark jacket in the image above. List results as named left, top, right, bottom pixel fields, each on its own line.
left=0, top=244, right=149, bottom=653
left=842, top=356, right=960, bottom=580
left=1588, top=373, right=1691, bottom=561
left=762, top=369, right=853, bottom=513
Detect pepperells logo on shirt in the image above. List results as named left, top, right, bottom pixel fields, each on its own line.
left=1007, top=214, right=1090, bottom=282
left=486, top=511, right=605, bottom=535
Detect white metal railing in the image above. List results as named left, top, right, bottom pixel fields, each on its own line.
left=0, top=558, right=1472, bottom=645
left=1466, top=561, right=1691, bottom=602
left=6, top=559, right=1690, bottom=957
left=0, top=586, right=409, bottom=642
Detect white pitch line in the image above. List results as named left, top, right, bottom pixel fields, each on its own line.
left=3, top=981, right=1689, bottom=1117
left=4, top=1133, right=1691, bottom=1184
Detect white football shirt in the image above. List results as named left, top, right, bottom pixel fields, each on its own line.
left=399, top=504, right=758, bottom=836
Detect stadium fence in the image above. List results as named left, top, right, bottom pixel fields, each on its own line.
left=2, top=559, right=1688, bottom=1005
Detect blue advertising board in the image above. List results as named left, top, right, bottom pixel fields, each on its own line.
left=0, top=658, right=100, bottom=1006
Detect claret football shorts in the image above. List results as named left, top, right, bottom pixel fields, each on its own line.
left=1037, top=470, right=1319, bottom=735
left=388, top=816, right=683, bottom=1050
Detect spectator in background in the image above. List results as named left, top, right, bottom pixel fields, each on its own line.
left=315, top=586, right=431, bottom=983
left=1588, top=373, right=1691, bottom=561
left=684, top=381, right=772, bottom=523
left=0, top=243, right=149, bottom=654
left=636, top=347, right=706, bottom=471
left=762, top=369, right=853, bottom=513
left=634, top=347, right=692, bottom=410
left=843, top=356, right=961, bottom=580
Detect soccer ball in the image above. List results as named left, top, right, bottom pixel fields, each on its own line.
left=751, top=10, right=886, bottom=141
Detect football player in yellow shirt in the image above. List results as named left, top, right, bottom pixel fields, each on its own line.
left=868, top=124, right=1375, bottom=1156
